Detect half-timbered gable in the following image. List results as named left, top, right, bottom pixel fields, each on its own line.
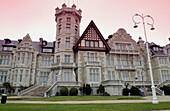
left=73, top=20, right=110, bottom=52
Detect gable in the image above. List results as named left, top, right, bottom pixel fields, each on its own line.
left=17, top=34, right=36, bottom=50
left=74, top=20, right=110, bottom=52
left=107, top=28, right=142, bottom=52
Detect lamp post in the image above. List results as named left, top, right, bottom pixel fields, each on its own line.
left=132, top=14, right=158, bottom=104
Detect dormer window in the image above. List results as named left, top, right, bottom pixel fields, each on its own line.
left=42, top=48, right=53, bottom=53
left=3, top=47, right=13, bottom=51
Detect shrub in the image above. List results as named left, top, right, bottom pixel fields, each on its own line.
left=130, top=86, right=141, bottom=96
left=122, top=88, right=130, bottom=96
left=160, top=85, right=170, bottom=95
left=60, top=87, right=68, bottom=96
left=103, top=92, right=110, bottom=96
left=85, top=84, right=92, bottom=95
left=56, top=92, right=59, bottom=96
left=70, top=88, right=78, bottom=96
left=98, top=84, right=105, bottom=95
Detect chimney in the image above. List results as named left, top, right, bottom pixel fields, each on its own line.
left=72, top=4, right=76, bottom=10
left=53, top=41, right=56, bottom=47
left=18, top=39, right=22, bottom=43
left=62, top=3, right=67, bottom=9
left=4, top=38, right=11, bottom=44
left=39, top=38, right=43, bottom=45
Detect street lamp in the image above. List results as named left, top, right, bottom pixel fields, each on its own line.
left=132, top=14, right=159, bottom=104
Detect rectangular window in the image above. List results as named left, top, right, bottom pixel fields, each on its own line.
left=15, top=70, right=18, bottom=82
left=112, top=71, right=115, bottom=80
left=95, top=41, right=99, bottom=47
left=87, top=52, right=98, bottom=62
left=75, top=25, right=78, bottom=35
left=43, top=48, right=52, bottom=53
left=22, top=53, right=25, bottom=64
left=89, top=68, right=99, bottom=82
left=90, top=69, right=92, bottom=81
left=67, top=17, right=71, bottom=22
left=56, top=56, right=60, bottom=64
left=90, top=41, right=94, bottom=47
left=59, top=18, right=62, bottom=23
left=27, top=54, right=30, bottom=65
left=20, top=70, right=23, bottom=82
left=108, top=71, right=111, bottom=80
left=58, top=25, right=62, bottom=34
left=107, top=55, right=110, bottom=65
left=65, top=55, right=70, bottom=63
left=66, top=27, right=71, bottom=33
left=25, top=70, right=29, bottom=82
left=39, top=72, right=50, bottom=84
left=75, top=19, right=78, bottom=24
left=64, top=72, right=70, bottom=81
left=58, top=38, right=61, bottom=48
left=159, top=58, right=167, bottom=64
left=85, top=41, right=89, bottom=47
left=66, top=37, right=70, bottom=48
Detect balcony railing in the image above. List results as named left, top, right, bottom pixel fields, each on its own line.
left=115, top=65, right=136, bottom=71
left=111, top=49, right=140, bottom=55
left=85, top=61, right=101, bottom=66
left=52, top=62, right=75, bottom=69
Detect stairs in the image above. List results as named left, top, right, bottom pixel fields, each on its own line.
left=22, top=86, right=50, bottom=97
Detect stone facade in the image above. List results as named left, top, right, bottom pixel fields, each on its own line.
left=0, top=4, right=170, bottom=96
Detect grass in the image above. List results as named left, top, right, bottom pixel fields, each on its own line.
left=0, top=102, right=170, bottom=111
left=7, top=96, right=144, bottom=101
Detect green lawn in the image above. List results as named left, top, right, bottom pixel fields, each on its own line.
left=0, top=102, right=170, bottom=111
left=7, top=96, right=144, bottom=101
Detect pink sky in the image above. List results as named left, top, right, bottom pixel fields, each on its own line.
left=0, top=0, right=170, bottom=46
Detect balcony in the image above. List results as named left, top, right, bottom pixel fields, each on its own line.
left=52, top=62, right=76, bottom=69
left=85, top=61, right=101, bottom=66
left=111, top=49, right=140, bottom=55
left=115, top=65, right=136, bottom=71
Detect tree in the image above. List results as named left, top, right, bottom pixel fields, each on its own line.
left=82, top=84, right=86, bottom=95
left=3, top=82, right=11, bottom=94
left=85, top=84, right=92, bottom=95
left=98, top=84, right=105, bottom=95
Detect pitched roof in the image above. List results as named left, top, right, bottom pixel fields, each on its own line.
left=17, top=34, right=36, bottom=50
left=73, top=20, right=110, bottom=52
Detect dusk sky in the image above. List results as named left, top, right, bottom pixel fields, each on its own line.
left=0, top=0, right=170, bottom=46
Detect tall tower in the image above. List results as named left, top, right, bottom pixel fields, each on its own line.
left=55, top=3, right=81, bottom=52
left=53, top=3, right=82, bottom=83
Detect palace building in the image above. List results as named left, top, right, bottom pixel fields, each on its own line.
left=0, top=3, right=170, bottom=96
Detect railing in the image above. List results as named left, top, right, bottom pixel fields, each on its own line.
left=115, top=65, right=136, bottom=71
left=111, top=49, right=140, bottom=54
left=52, top=62, right=75, bottom=69
left=101, top=80, right=125, bottom=86
left=85, top=61, right=101, bottom=66
left=19, top=83, right=41, bottom=96
left=156, top=80, right=170, bottom=89
left=155, top=87, right=164, bottom=96
left=44, top=81, right=58, bottom=97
